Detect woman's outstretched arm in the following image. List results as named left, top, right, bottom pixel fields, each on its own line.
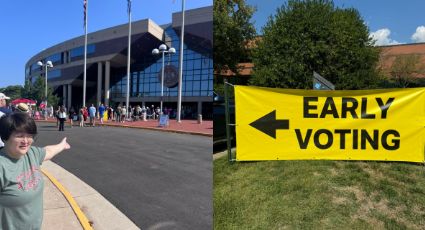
left=43, top=137, right=71, bottom=161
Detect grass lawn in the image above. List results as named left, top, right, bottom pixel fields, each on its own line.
left=214, top=156, right=425, bottom=229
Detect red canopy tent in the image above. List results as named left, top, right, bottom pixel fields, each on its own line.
left=11, top=98, right=37, bottom=106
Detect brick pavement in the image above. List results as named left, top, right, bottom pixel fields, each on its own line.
left=37, top=117, right=213, bottom=136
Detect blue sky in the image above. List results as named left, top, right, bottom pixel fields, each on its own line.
left=246, top=0, right=425, bottom=45
left=0, top=0, right=212, bottom=88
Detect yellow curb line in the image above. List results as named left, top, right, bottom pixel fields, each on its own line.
left=41, top=169, right=93, bottom=230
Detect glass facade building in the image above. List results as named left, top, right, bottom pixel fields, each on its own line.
left=25, top=6, right=212, bottom=119
left=111, top=26, right=213, bottom=99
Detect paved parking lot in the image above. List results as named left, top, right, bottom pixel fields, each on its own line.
left=35, top=122, right=212, bottom=230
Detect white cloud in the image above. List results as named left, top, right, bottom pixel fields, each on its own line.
left=411, top=26, right=425, bottom=43
left=369, top=28, right=400, bottom=46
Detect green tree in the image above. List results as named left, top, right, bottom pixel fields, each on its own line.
left=389, top=54, right=425, bottom=88
left=21, top=77, right=59, bottom=106
left=250, top=0, right=380, bottom=89
left=214, top=0, right=256, bottom=76
left=0, top=85, right=23, bottom=100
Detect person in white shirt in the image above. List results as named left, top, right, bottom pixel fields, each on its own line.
left=58, top=106, right=67, bottom=131
left=0, top=93, right=12, bottom=147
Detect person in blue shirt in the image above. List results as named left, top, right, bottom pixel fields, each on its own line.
left=89, top=104, right=97, bottom=127
left=0, top=92, right=12, bottom=116
left=98, top=103, right=106, bottom=124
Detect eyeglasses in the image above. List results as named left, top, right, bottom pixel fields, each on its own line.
left=13, top=134, right=34, bottom=142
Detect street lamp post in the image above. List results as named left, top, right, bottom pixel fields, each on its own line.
left=37, top=60, right=53, bottom=120
left=177, top=0, right=186, bottom=123
left=152, top=44, right=176, bottom=114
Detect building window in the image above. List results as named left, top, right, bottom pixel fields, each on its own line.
left=109, top=25, right=212, bottom=101
left=47, top=53, right=62, bottom=65
left=31, top=62, right=41, bottom=72
left=70, top=44, right=96, bottom=59
left=47, top=69, right=61, bottom=79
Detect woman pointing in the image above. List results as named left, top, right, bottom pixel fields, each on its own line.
left=0, top=112, right=71, bottom=229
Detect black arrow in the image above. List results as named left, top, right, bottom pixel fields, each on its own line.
left=249, top=110, right=289, bottom=139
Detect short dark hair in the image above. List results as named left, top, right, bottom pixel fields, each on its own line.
left=0, top=113, right=37, bottom=141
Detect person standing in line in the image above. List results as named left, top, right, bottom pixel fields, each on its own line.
left=89, top=104, right=96, bottom=127
left=28, top=104, right=33, bottom=117
left=107, top=106, right=111, bottom=120
left=109, top=106, right=114, bottom=121
left=156, top=107, right=161, bottom=119
left=135, top=105, right=142, bottom=121
left=146, top=106, right=151, bottom=120
left=121, top=106, right=127, bottom=123
left=141, top=106, right=147, bottom=121
left=68, top=107, right=76, bottom=128
left=130, top=106, right=135, bottom=121
left=55, top=106, right=60, bottom=128
left=49, top=105, right=53, bottom=118
left=78, top=107, right=85, bottom=127
left=116, top=106, right=122, bottom=123
left=82, top=106, right=88, bottom=123
left=0, top=112, right=71, bottom=229
left=151, top=105, right=155, bottom=120
left=0, top=93, right=12, bottom=148
left=58, top=106, right=67, bottom=131
left=98, top=103, right=106, bottom=124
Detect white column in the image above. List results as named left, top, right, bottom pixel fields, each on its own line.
left=67, top=84, right=72, bottom=109
left=62, top=85, right=66, bottom=106
left=97, top=62, right=103, bottom=106
left=198, top=101, right=202, bottom=116
left=105, top=61, right=110, bottom=106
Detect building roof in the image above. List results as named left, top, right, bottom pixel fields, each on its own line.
left=379, top=43, right=425, bottom=78
left=218, top=63, right=253, bottom=76
left=217, top=42, right=425, bottom=78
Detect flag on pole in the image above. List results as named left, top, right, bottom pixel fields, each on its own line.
left=83, top=0, right=87, bottom=28
left=127, top=0, right=132, bottom=15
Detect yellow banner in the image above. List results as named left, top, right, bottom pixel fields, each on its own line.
left=235, top=86, right=425, bottom=162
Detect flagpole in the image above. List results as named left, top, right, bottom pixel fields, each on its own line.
left=83, top=0, right=88, bottom=108
left=126, top=0, right=132, bottom=120
left=177, top=0, right=185, bottom=123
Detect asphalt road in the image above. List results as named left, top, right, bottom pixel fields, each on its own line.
left=35, top=122, right=212, bottom=230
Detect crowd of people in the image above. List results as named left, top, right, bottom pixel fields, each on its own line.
left=0, top=92, right=189, bottom=132
left=58, top=104, right=171, bottom=128
left=36, top=103, right=174, bottom=131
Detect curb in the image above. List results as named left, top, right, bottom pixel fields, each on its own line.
left=99, top=123, right=213, bottom=137
left=213, top=148, right=236, bottom=161
left=41, top=169, right=93, bottom=230
left=35, top=120, right=213, bottom=137
left=213, top=151, right=227, bottom=160
left=42, top=161, right=140, bottom=230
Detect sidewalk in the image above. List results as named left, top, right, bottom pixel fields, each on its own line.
left=41, top=161, right=140, bottom=230
left=38, top=117, right=213, bottom=136
left=42, top=166, right=82, bottom=230
left=38, top=117, right=212, bottom=229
